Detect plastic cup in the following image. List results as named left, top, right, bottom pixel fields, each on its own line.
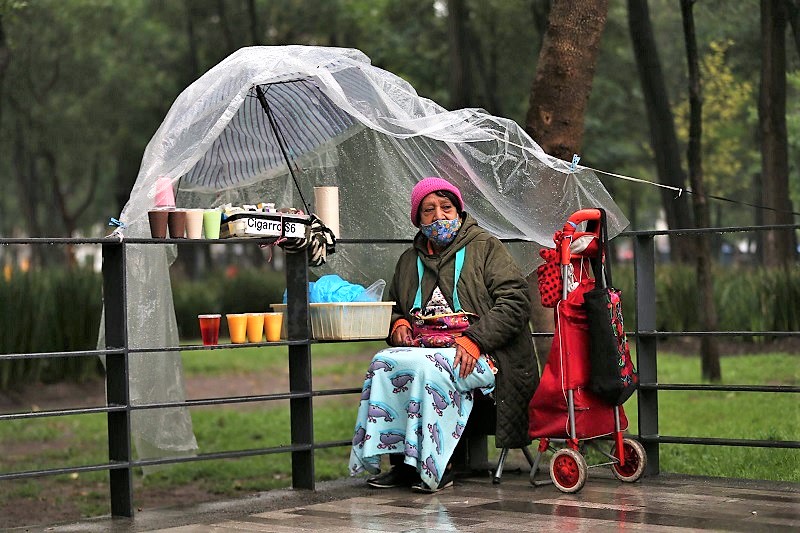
left=148, top=210, right=169, bottom=238
left=203, top=210, right=222, bottom=239
left=264, top=312, right=283, bottom=342
left=168, top=209, right=187, bottom=238
left=198, top=314, right=221, bottom=346
left=226, top=313, right=248, bottom=344
left=154, top=176, right=176, bottom=208
left=246, top=313, right=265, bottom=343
left=185, top=209, right=205, bottom=239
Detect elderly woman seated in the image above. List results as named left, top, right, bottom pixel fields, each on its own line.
left=349, top=177, right=538, bottom=493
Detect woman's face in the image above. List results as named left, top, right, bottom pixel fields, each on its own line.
left=419, top=192, right=458, bottom=226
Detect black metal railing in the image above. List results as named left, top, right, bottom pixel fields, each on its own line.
left=628, top=224, right=800, bottom=475
left=0, top=224, right=798, bottom=517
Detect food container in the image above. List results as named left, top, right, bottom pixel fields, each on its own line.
left=270, top=302, right=395, bottom=340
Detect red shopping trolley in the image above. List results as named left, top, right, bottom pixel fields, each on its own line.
left=528, top=208, right=646, bottom=493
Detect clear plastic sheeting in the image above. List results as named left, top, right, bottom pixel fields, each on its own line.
left=112, top=46, right=628, bottom=461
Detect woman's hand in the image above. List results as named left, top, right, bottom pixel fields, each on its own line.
left=391, top=324, right=413, bottom=347
left=454, top=344, right=477, bottom=378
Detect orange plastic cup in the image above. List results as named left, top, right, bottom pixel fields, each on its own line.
left=246, top=313, right=265, bottom=343
left=226, top=313, right=248, bottom=344
left=263, top=312, right=283, bottom=342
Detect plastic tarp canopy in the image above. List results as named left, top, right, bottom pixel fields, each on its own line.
left=112, top=45, right=629, bottom=461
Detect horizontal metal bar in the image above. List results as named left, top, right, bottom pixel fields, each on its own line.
left=0, top=237, right=298, bottom=245
left=639, top=383, right=800, bottom=393
left=639, top=435, right=800, bottom=449
left=636, top=330, right=799, bottom=338
left=131, top=444, right=314, bottom=469
left=0, top=444, right=318, bottom=480
left=130, top=392, right=312, bottom=410
left=0, top=405, right=127, bottom=421
left=313, top=439, right=351, bottom=450
left=2, top=224, right=796, bottom=247
left=313, top=387, right=361, bottom=397
left=128, top=340, right=309, bottom=354
left=0, top=348, right=124, bottom=361
left=619, top=223, right=799, bottom=238
left=0, top=461, right=129, bottom=481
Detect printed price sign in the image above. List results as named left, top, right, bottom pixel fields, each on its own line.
left=283, top=219, right=306, bottom=238
left=243, top=217, right=283, bottom=237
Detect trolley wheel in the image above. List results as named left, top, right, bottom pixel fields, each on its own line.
left=610, top=438, right=647, bottom=482
left=549, top=448, right=587, bottom=493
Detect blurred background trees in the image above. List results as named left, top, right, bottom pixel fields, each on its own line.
left=0, top=0, right=798, bottom=385
left=0, top=0, right=797, bottom=263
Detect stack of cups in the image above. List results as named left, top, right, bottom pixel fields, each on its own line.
left=148, top=177, right=188, bottom=238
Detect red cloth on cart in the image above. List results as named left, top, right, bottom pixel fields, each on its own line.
left=528, top=277, right=628, bottom=439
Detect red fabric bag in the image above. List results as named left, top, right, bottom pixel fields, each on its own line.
left=536, top=248, right=562, bottom=308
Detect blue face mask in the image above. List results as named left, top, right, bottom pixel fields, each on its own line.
left=420, top=217, right=461, bottom=247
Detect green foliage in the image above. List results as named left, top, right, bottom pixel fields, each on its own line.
left=0, top=266, right=286, bottom=387
left=1, top=0, right=796, bottom=239
left=171, top=269, right=285, bottom=339
left=673, top=40, right=759, bottom=225
left=611, top=264, right=800, bottom=336
left=0, top=268, right=103, bottom=387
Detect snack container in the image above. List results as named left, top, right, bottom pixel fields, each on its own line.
left=270, top=302, right=395, bottom=340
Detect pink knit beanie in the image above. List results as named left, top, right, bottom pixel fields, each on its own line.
left=410, top=177, right=464, bottom=227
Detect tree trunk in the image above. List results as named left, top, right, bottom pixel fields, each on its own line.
left=681, top=0, right=721, bottom=382
left=524, top=0, right=608, bottom=368
left=185, top=0, right=199, bottom=82
left=0, top=16, right=10, bottom=102
left=787, top=0, right=800, bottom=55
left=216, top=0, right=235, bottom=53
left=467, top=11, right=501, bottom=115
left=627, top=0, right=694, bottom=263
left=447, top=0, right=472, bottom=109
left=530, top=0, right=552, bottom=52
left=525, top=0, right=608, bottom=161
left=247, top=0, right=262, bottom=46
left=760, top=0, right=796, bottom=268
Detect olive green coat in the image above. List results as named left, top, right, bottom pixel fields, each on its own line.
left=387, top=213, right=538, bottom=448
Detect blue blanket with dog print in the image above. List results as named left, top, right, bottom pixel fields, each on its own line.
left=349, top=346, right=495, bottom=489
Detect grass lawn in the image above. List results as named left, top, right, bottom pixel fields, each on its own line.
left=0, top=344, right=797, bottom=521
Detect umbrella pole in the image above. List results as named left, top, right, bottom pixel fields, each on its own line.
left=255, top=84, right=311, bottom=214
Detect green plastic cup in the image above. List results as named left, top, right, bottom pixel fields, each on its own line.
left=203, top=210, right=222, bottom=239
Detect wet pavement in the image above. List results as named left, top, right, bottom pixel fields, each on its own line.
left=16, top=470, right=800, bottom=532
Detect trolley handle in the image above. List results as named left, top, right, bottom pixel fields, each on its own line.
left=559, top=208, right=603, bottom=266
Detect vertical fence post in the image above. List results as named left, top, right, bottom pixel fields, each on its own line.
left=102, top=242, right=133, bottom=516
left=285, top=249, right=314, bottom=489
left=634, top=234, right=659, bottom=475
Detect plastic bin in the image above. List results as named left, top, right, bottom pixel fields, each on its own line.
left=270, top=302, right=395, bottom=340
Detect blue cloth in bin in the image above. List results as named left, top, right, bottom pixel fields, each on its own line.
left=311, top=275, right=365, bottom=302
left=282, top=281, right=315, bottom=304
left=282, top=275, right=385, bottom=303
